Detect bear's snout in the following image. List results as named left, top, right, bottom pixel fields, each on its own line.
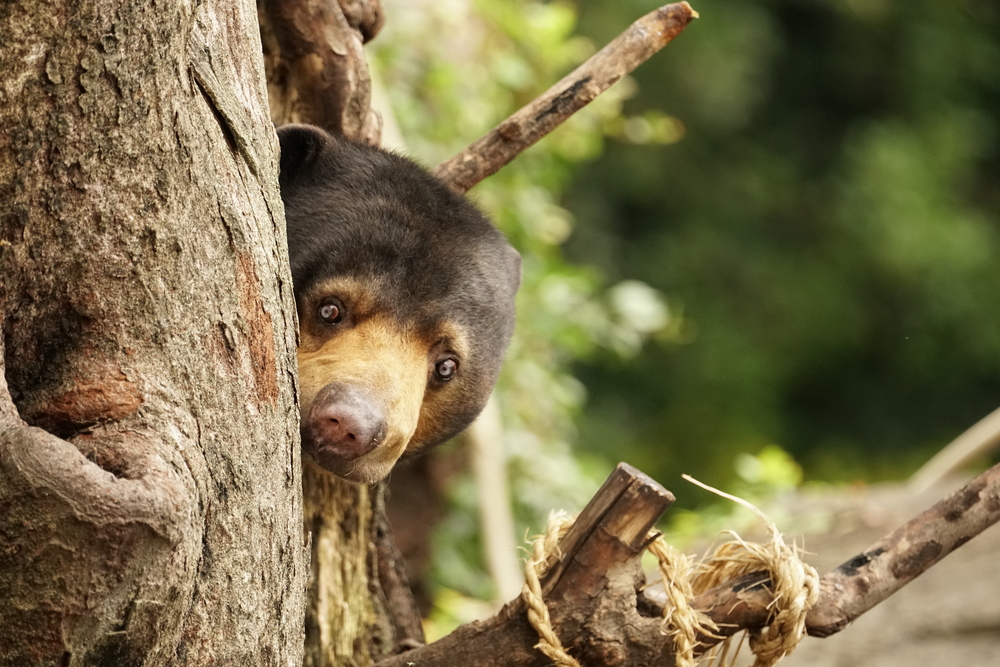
left=307, top=383, right=387, bottom=463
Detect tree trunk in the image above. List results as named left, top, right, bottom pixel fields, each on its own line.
left=0, top=1, right=307, bottom=665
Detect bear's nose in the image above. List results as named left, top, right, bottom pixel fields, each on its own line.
left=307, top=384, right=387, bottom=462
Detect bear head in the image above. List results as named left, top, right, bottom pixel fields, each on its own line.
left=277, top=124, right=520, bottom=483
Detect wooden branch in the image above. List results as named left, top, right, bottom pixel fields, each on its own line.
left=806, top=459, right=1000, bottom=636
left=467, top=396, right=523, bottom=601
left=374, top=463, right=679, bottom=667
left=260, top=0, right=383, bottom=143
left=375, top=461, right=1000, bottom=666
left=432, top=2, right=698, bottom=194
left=641, top=460, right=1000, bottom=651
left=371, top=480, right=426, bottom=649
left=908, top=405, right=1000, bottom=492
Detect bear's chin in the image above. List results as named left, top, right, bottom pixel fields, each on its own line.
left=306, top=444, right=398, bottom=484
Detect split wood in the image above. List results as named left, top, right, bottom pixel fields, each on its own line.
left=376, top=463, right=679, bottom=667
left=259, top=0, right=384, bottom=144
left=375, top=460, right=1000, bottom=667
left=433, top=2, right=699, bottom=194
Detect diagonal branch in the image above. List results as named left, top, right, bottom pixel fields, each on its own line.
left=375, top=460, right=1000, bottom=666
left=669, top=460, right=1000, bottom=650
left=433, top=2, right=698, bottom=194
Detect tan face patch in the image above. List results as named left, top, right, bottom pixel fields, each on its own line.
left=299, top=327, right=425, bottom=481
left=297, top=277, right=479, bottom=482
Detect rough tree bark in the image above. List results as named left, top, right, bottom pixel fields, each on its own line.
left=0, top=1, right=307, bottom=665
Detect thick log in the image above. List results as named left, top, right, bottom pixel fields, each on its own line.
left=0, top=1, right=306, bottom=663
left=374, top=463, right=678, bottom=667
left=433, top=2, right=698, bottom=194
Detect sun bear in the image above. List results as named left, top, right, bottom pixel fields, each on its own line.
left=276, top=125, right=521, bottom=483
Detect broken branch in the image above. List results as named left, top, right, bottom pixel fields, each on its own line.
left=374, top=463, right=679, bottom=667
left=433, top=2, right=698, bottom=194
left=378, top=460, right=1000, bottom=666
left=648, top=460, right=1000, bottom=650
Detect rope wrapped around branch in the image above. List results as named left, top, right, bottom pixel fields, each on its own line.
left=522, top=479, right=820, bottom=667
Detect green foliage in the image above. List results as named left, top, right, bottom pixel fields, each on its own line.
left=374, top=0, right=1000, bottom=615
left=569, top=0, right=1000, bottom=492
left=373, top=0, right=675, bottom=606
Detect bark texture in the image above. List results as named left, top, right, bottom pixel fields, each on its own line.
left=259, top=0, right=383, bottom=144
left=0, top=1, right=307, bottom=665
left=301, top=464, right=397, bottom=667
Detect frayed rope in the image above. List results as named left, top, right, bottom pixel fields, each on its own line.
left=521, top=477, right=819, bottom=667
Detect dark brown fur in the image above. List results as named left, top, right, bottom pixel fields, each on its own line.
left=278, top=125, right=520, bottom=482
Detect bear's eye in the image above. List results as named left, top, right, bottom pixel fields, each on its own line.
left=435, top=358, right=458, bottom=382
left=318, top=300, right=343, bottom=324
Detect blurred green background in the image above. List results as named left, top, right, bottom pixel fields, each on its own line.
left=373, top=0, right=1000, bottom=617
left=570, top=0, right=1000, bottom=486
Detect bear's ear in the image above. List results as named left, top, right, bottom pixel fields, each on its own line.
left=276, top=124, right=330, bottom=185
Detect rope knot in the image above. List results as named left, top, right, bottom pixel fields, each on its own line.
left=521, top=478, right=820, bottom=667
